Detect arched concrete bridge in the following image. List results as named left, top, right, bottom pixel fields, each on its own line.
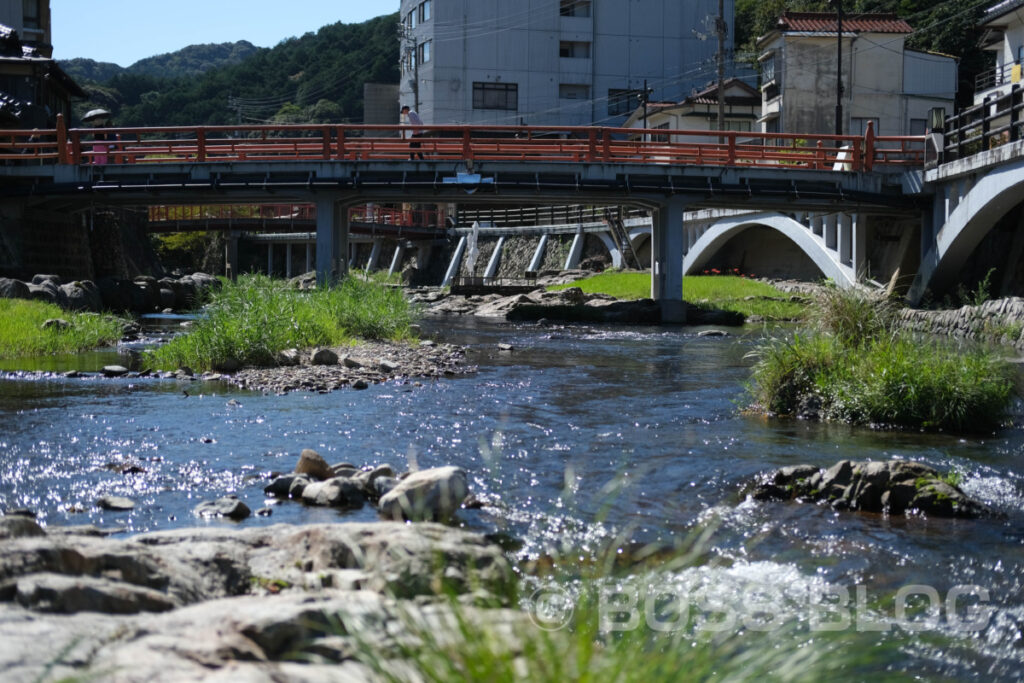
left=8, top=117, right=998, bottom=320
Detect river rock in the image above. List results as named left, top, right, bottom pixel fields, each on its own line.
left=59, top=280, right=103, bottom=312
left=41, top=318, right=70, bottom=331
left=355, top=464, right=396, bottom=497
left=0, top=277, right=30, bottom=300
left=264, top=474, right=305, bottom=498
left=310, top=348, right=338, bottom=366
left=379, top=358, right=400, bottom=372
left=27, top=281, right=59, bottom=305
left=300, top=477, right=365, bottom=509
left=378, top=466, right=469, bottom=522
left=102, top=365, right=130, bottom=378
left=752, top=459, right=992, bottom=518
left=193, top=496, right=251, bottom=520
left=0, top=516, right=46, bottom=540
left=96, top=495, right=135, bottom=511
left=276, top=348, right=301, bottom=366
left=294, top=449, right=333, bottom=481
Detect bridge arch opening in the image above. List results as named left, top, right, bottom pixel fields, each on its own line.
left=691, top=224, right=821, bottom=279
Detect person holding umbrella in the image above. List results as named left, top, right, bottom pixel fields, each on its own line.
left=83, top=108, right=111, bottom=165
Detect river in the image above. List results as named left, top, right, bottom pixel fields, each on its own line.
left=2, top=317, right=1023, bottom=678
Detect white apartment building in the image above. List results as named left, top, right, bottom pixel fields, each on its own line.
left=975, top=0, right=1024, bottom=104
left=398, top=0, right=734, bottom=126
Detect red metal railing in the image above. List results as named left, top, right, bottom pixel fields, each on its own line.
left=147, top=203, right=445, bottom=229
left=0, top=115, right=924, bottom=170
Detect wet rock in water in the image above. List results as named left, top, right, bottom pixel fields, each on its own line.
left=355, top=465, right=396, bottom=498
left=373, top=476, right=399, bottom=499
left=497, top=343, right=514, bottom=351
left=310, top=348, right=339, bottom=366
left=3, top=508, right=38, bottom=518
left=0, top=516, right=46, bottom=540
left=300, top=478, right=365, bottom=509
left=330, top=466, right=359, bottom=479
left=378, top=466, right=469, bottom=522
left=97, top=495, right=135, bottom=511
left=697, top=329, right=729, bottom=337
left=378, top=359, right=400, bottom=373
left=193, top=496, right=251, bottom=520
left=751, top=459, right=992, bottom=518
left=351, top=379, right=369, bottom=390
left=256, top=507, right=273, bottom=517
left=101, top=365, right=130, bottom=378
left=294, top=449, right=333, bottom=481
left=288, top=476, right=312, bottom=498
left=264, top=474, right=307, bottom=498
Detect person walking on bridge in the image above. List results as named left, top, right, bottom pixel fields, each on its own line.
left=401, top=105, right=425, bottom=160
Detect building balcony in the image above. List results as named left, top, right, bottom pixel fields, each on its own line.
left=975, top=62, right=1021, bottom=103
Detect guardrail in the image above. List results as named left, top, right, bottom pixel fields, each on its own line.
left=0, top=115, right=922, bottom=171
left=146, top=203, right=446, bottom=230
left=940, top=84, right=1024, bottom=164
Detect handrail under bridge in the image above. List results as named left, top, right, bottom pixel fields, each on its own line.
left=0, top=116, right=923, bottom=172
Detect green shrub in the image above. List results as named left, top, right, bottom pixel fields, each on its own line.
left=144, top=274, right=415, bottom=371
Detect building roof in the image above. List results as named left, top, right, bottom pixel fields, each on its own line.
left=775, top=12, right=913, bottom=34
left=982, top=0, right=1024, bottom=25
left=622, top=79, right=761, bottom=128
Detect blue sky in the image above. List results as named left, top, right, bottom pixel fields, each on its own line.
left=51, top=0, right=398, bottom=66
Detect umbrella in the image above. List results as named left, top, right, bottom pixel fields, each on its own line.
left=82, top=108, right=111, bottom=122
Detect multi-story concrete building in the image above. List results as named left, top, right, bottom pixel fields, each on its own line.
left=975, top=0, right=1024, bottom=104
left=398, top=0, right=734, bottom=126
left=0, top=0, right=51, bottom=57
left=757, top=12, right=957, bottom=137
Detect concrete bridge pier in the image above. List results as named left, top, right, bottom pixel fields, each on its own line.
left=365, top=239, right=383, bottom=272
left=652, top=198, right=687, bottom=323
left=315, top=196, right=349, bottom=286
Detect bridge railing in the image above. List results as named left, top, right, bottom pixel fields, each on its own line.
left=939, top=84, right=1024, bottom=164
left=0, top=117, right=923, bottom=170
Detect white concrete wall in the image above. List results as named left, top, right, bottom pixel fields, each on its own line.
left=400, top=0, right=731, bottom=126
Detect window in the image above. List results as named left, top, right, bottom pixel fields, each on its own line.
left=851, top=117, right=879, bottom=135
left=761, top=54, right=776, bottom=83
left=608, top=89, right=636, bottom=116
left=651, top=122, right=671, bottom=143
left=23, top=0, right=40, bottom=30
left=473, top=82, right=518, bottom=111
left=559, top=84, right=590, bottom=100
left=418, top=40, right=431, bottom=65
left=560, top=41, right=591, bottom=59
left=909, top=118, right=927, bottom=135
left=419, top=0, right=432, bottom=23
left=717, top=120, right=752, bottom=132
left=560, top=0, right=592, bottom=17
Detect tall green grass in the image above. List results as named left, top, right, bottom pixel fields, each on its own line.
left=0, top=299, right=124, bottom=358
left=747, top=286, right=1014, bottom=432
left=548, top=273, right=806, bottom=321
left=144, top=275, right=415, bottom=371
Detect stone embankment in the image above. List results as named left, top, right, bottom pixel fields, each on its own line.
left=0, top=272, right=219, bottom=314
left=752, top=459, right=993, bottom=518
left=0, top=515, right=519, bottom=682
left=898, top=297, right=1024, bottom=351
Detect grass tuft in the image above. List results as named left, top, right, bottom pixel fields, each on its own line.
left=0, top=299, right=124, bottom=358
left=144, top=274, right=415, bottom=371
left=747, top=286, right=1014, bottom=432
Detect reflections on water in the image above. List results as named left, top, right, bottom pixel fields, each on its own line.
left=1, top=317, right=1023, bottom=676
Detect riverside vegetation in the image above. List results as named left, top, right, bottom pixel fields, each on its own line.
left=144, top=274, right=416, bottom=372
left=549, top=271, right=807, bottom=321
left=746, top=285, right=1015, bottom=432
left=0, top=298, right=124, bottom=358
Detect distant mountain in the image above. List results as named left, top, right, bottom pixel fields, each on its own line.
left=59, top=58, right=123, bottom=84
left=127, top=41, right=260, bottom=79
left=64, top=14, right=399, bottom=128
left=59, top=40, right=260, bottom=84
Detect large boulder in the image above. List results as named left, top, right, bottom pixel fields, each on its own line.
left=0, top=277, right=30, bottom=300
left=752, top=459, right=993, bottom=518
left=299, top=477, right=365, bottom=509
left=59, top=280, right=103, bottom=312
left=97, top=277, right=135, bottom=312
left=293, top=449, right=333, bottom=481
left=378, top=466, right=469, bottom=522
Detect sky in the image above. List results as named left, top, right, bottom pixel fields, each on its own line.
left=51, top=0, right=399, bottom=66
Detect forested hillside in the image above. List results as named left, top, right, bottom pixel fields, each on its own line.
left=66, top=13, right=399, bottom=127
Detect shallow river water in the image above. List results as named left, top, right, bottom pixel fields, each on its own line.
left=2, top=317, right=1024, bottom=677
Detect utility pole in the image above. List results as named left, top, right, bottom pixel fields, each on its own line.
left=831, top=0, right=844, bottom=139
left=398, top=21, right=420, bottom=111
left=715, top=0, right=727, bottom=141
left=638, top=79, right=654, bottom=139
